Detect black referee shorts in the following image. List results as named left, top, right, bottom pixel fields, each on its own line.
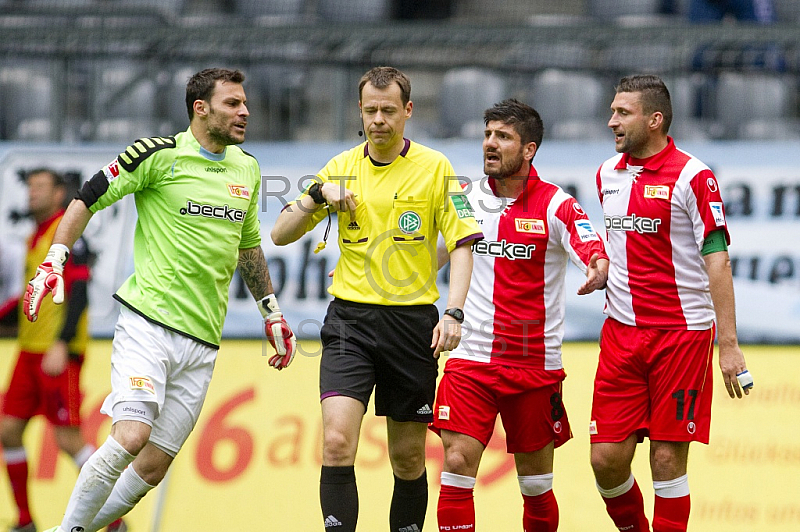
left=319, top=298, right=440, bottom=423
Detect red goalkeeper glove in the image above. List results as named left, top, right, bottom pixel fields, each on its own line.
left=258, top=294, right=296, bottom=370
left=24, top=244, right=69, bottom=322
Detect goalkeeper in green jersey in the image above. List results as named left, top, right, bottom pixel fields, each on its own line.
left=23, top=68, right=296, bottom=532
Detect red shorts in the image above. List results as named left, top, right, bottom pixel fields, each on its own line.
left=590, top=318, right=715, bottom=444
left=430, top=358, right=572, bottom=454
left=2, top=350, right=84, bottom=427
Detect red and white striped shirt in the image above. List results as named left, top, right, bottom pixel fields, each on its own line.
left=596, top=137, right=730, bottom=330
left=450, top=167, right=606, bottom=382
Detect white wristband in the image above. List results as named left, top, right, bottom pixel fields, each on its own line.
left=736, top=370, right=754, bottom=390
left=257, top=294, right=280, bottom=320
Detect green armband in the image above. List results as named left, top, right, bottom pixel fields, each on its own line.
left=702, top=229, right=728, bottom=255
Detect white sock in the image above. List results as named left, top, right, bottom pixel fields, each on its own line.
left=73, top=444, right=96, bottom=469
left=440, top=471, right=477, bottom=489
left=60, top=436, right=135, bottom=532
left=89, top=465, right=155, bottom=531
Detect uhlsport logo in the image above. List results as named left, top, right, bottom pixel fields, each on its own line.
left=398, top=210, right=422, bottom=234
left=180, top=200, right=246, bottom=223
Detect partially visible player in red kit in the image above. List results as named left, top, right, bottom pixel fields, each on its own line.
left=590, top=74, right=753, bottom=532
left=431, top=99, right=608, bottom=531
left=1, top=168, right=125, bottom=532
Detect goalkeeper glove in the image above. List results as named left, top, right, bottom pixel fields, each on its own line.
left=258, top=294, right=296, bottom=370
left=24, top=244, right=69, bottom=322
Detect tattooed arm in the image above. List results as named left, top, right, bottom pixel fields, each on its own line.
left=238, top=246, right=274, bottom=301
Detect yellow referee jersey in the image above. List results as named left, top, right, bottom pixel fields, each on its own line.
left=297, top=139, right=482, bottom=305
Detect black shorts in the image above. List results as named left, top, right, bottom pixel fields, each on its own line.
left=319, top=298, right=440, bottom=423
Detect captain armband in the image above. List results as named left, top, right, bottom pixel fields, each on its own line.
left=701, top=229, right=728, bottom=256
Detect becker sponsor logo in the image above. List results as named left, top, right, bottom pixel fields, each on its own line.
left=472, top=239, right=536, bottom=260
left=604, top=214, right=662, bottom=234
left=227, top=183, right=251, bottom=200
left=515, top=218, right=545, bottom=234
left=644, top=185, right=670, bottom=200
left=129, top=376, right=155, bottom=394
left=180, top=200, right=246, bottom=223
left=102, top=158, right=120, bottom=182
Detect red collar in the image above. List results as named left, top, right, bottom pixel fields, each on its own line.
left=488, top=164, right=539, bottom=198
left=30, top=209, right=64, bottom=248
left=614, top=137, right=676, bottom=172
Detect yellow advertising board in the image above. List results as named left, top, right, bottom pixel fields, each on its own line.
left=1, top=339, right=799, bottom=531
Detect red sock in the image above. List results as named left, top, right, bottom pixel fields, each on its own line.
left=522, top=490, right=559, bottom=532
left=4, top=448, right=32, bottom=526
left=438, top=484, right=475, bottom=531
left=600, top=477, right=650, bottom=532
left=653, top=475, right=691, bottom=532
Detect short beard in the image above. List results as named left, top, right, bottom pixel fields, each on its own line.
left=486, top=149, right=524, bottom=180
left=208, top=124, right=242, bottom=147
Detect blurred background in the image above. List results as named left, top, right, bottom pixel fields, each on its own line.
left=1, top=0, right=799, bottom=144
left=1, top=2, right=800, bottom=530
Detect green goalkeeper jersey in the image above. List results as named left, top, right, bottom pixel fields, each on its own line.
left=81, top=128, right=262, bottom=348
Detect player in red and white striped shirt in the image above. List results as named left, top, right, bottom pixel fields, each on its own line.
left=590, top=75, right=752, bottom=532
left=432, top=99, right=608, bottom=532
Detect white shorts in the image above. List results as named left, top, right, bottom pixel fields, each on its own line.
left=101, top=305, right=217, bottom=456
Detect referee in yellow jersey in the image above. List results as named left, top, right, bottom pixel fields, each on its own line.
left=272, top=66, right=483, bottom=532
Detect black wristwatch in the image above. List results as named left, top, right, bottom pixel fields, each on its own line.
left=444, top=307, right=464, bottom=323
left=308, top=182, right=326, bottom=205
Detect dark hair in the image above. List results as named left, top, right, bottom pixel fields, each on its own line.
left=616, top=74, right=673, bottom=134
left=358, top=66, right=411, bottom=105
left=185, top=68, right=245, bottom=120
left=24, top=167, right=64, bottom=187
left=483, top=98, right=544, bottom=148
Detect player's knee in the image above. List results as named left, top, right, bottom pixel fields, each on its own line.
left=590, top=446, right=625, bottom=477
left=322, top=429, right=357, bottom=465
left=389, top=445, right=426, bottom=478
left=442, top=448, right=476, bottom=476
left=650, top=445, right=686, bottom=479
left=110, top=401, right=158, bottom=455
left=0, top=418, right=24, bottom=448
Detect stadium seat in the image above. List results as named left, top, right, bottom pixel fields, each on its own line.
left=317, top=0, right=391, bottom=22
left=439, top=68, right=506, bottom=138
left=528, top=69, right=609, bottom=140
left=589, top=0, right=662, bottom=19
left=234, top=0, right=306, bottom=19
left=715, top=72, right=797, bottom=139
left=0, top=62, right=55, bottom=141
left=601, top=42, right=677, bottom=74
left=114, top=0, right=186, bottom=16
left=773, top=0, right=800, bottom=22
left=505, top=42, right=593, bottom=71
left=663, top=74, right=712, bottom=141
